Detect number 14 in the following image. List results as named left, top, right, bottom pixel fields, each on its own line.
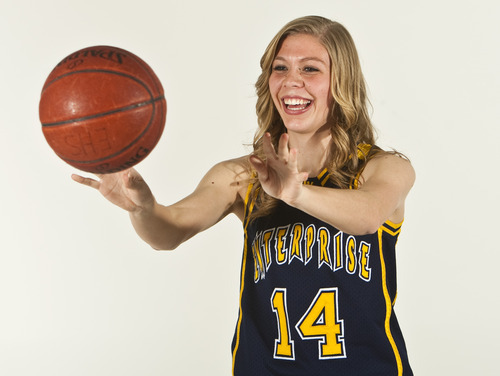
left=271, top=287, right=346, bottom=360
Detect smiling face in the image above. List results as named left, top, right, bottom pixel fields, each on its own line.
left=269, top=34, right=333, bottom=136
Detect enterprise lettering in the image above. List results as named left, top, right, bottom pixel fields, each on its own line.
left=251, top=223, right=372, bottom=283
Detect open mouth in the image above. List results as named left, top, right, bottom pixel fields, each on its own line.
left=283, top=97, right=312, bottom=112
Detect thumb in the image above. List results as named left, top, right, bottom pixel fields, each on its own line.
left=123, top=168, right=143, bottom=189
left=249, top=155, right=268, bottom=181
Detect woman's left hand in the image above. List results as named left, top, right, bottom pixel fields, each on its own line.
left=249, top=132, right=309, bottom=205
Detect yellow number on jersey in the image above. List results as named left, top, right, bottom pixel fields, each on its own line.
left=296, top=288, right=346, bottom=359
left=271, top=288, right=346, bottom=360
left=271, top=289, right=295, bottom=359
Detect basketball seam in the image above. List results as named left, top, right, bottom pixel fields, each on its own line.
left=41, top=95, right=165, bottom=127
left=125, top=52, right=164, bottom=95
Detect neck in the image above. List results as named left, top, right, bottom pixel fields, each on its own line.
left=287, top=129, right=332, bottom=177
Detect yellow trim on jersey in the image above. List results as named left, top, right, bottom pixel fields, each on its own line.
left=243, top=181, right=254, bottom=213
left=378, top=225, right=403, bottom=376
left=317, top=168, right=330, bottom=186
left=350, top=143, right=373, bottom=189
left=385, top=219, right=404, bottom=229
left=232, top=182, right=257, bottom=374
left=357, top=143, right=372, bottom=159
left=350, top=174, right=361, bottom=190
left=381, top=220, right=403, bottom=237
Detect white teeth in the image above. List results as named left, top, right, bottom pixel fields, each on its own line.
left=284, top=98, right=311, bottom=106
left=288, top=106, right=306, bottom=111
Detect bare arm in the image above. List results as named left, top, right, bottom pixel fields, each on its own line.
left=250, top=133, right=415, bottom=235
left=290, top=154, right=415, bottom=234
left=72, top=157, right=248, bottom=250
left=130, top=159, right=247, bottom=250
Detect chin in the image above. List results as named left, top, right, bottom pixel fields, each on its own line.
left=283, top=120, right=314, bottom=133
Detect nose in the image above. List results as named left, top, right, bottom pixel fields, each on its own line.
left=283, top=68, right=304, bottom=88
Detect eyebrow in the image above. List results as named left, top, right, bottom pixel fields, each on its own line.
left=273, top=56, right=328, bottom=65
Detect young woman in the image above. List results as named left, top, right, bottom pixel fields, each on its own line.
left=73, top=15, right=415, bottom=376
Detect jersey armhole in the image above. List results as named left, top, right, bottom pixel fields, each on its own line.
left=243, top=179, right=258, bottom=230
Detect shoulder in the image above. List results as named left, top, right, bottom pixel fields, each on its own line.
left=183, top=156, right=252, bottom=223
left=206, top=156, right=251, bottom=184
left=208, top=156, right=252, bottom=220
left=200, top=155, right=252, bottom=199
left=359, top=151, right=416, bottom=190
left=213, top=155, right=251, bottom=172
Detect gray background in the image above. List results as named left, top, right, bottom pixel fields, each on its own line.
left=1, top=0, right=498, bottom=374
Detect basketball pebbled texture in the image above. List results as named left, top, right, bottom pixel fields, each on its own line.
left=39, top=45, right=167, bottom=173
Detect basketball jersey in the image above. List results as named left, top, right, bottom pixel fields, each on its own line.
left=231, top=168, right=413, bottom=376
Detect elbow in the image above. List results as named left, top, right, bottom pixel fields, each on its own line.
left=150, top=240, right=181, bottom=251
left=349, top=222, right=382, bottom=236
left=347, top=211, right=387, bottom=236
left=148, top=232, right=194, bottom=251
left=363, top=210, right=390, bottom=235
left=351, top=196, right=399, bottom=235
left=152, top=245, right=177, bottom=252
left=361, top=221, right=384, bottom=235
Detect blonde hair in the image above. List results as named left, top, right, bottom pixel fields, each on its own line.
left=250, top=16, right=380, bottom=220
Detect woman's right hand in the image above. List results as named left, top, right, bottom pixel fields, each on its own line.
left=71, top=168, right=155, bottom=213
left=71, top=158, right=248, bottom=250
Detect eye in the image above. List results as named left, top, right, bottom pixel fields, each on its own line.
left=272, top=64, right=287, bottom=72
left=302, top=66, right=320, bottom=73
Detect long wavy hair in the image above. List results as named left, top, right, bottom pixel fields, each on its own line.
left=249, top=16, right=381, bottom=220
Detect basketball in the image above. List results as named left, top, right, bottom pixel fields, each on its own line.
left=39, top=45, right=167, bottom=174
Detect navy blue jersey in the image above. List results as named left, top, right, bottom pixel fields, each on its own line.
left=231, top=168, right=413, bottom=375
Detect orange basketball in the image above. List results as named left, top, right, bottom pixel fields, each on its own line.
left=39, top=45, right=166, bottom=173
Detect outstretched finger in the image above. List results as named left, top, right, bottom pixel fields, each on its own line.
left=71, top=174, right=100, bottom=190
left=277, top=133, right=290, bottom=161
left=262, top=133, right=278, bottom=160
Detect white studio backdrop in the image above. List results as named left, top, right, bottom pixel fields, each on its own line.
left=1, top=0, right=499, bottom=375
